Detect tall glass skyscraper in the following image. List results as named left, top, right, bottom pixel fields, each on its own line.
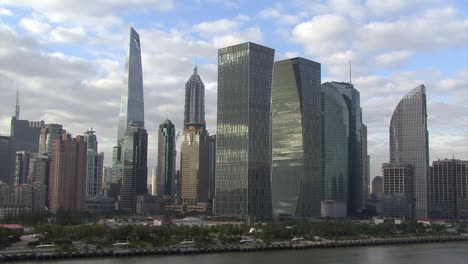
left=271, top=57, right=321, bottom=217
left=117, top=27, right=145, bottom=143
left=389, top=84, right=429, bottom=219
left=157, top=119, right=176, bottom=199
left=215, top=42, right=274, bottom=222
left=321, top=83, right=349, bottom=217
left=84, top=129, right=104, bottom=198
left=184, top=66, right=205, bottom=128
left=323, top=81, right=364, bottom=216
left=118, top=121, right=148, bottom=213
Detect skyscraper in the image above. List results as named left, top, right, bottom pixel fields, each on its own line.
left=371, top=176, right=383, bottom=200
left=184, top=66, right=205, bottom=129
left=321, top=83, right=349, bottom=217
left=84, top=129, right=104, bottom=198
left=361, top=123, right=369, bottom=202
left=323, top=81, right=364, bottom=216
left=180, top=124, right=209, bottom=205
left=271, top=57, right=322, bottom=217
left=215, top=42, right=275, bottom=222
left=0, top=136, right=15, bottom=186
left=117, top=27, right=145, bottom=143
left=208, top=135, right=216, bottom=202
left=389, top=85, right=429, bottom=219
left=156, top=119, right=176, bottom=199
left=180, top=68, right=209, bottom=206
left=382, top=163, right=414, bottom=218
left=48, top=132, right=87, bottom=213
left=38, top=124, right=63, bottom=155
left=15, top=151, right=32, bottom=186
left=118, top=121, right=148, bottom=213
left=10, top=117, right=44, bottom=153
left=429, top=158, right=468, bottom=219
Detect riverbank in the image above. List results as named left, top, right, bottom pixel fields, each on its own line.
left=1, top=235, right=467, bottom=262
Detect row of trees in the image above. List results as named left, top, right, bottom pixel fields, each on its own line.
left=29, top=220, right=456, bottom=249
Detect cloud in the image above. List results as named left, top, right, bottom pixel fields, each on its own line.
left=0, top=8, right=13, bottom=16
left=192, top=15, right=249, bottom=36
left=50, top=26, right=87, bottom=43
left=19, top=17, right=51, bottom=35
left=374, top=50, right=412, bottom=67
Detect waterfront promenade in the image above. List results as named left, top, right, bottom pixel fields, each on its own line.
left=1, top=235, right=467, bottom=262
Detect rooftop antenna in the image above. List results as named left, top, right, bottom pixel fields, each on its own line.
left=15, top=90, right=20, bottom=119
left=349, top=60, right=352, bottom=85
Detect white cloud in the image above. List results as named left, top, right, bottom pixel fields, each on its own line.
left=211, top=26, right=263, bottom=48
left=50, top=26, right=87, bottom=43
left=0, top=8, right=13, bottom=16
left=18, top=17, right=51, bottom=34
left=292, top=14, right=355, bottom=55
left=374, top=50, right=412, bottom=67
left=193, top=15, right=249, bottom=36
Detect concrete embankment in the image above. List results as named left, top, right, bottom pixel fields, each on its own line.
left=1, top=235, right=467, bottom=262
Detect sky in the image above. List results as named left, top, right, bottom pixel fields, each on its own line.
left=0, top=0, right=467, bottom=180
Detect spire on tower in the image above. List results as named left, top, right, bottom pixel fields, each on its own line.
left=15, top=90, right=20, bottom=119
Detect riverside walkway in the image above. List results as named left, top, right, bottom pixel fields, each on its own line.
left=1, top=235, right=467, bottom=262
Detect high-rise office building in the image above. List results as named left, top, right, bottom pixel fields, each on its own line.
left=208, top=135, right=216, bottom=202
left=215, top=42, right=275, bottom=222
left=118, top=121, right=148, bottom=213
left=0, top=181, right=13, bottom=207
left=429, top=158, right=468, bottom=219
left=38, top=124, right=63, bottom=155
left=151, top=166, right=157, bottom=196
left=180, top=124, right=209, bottom=205
left=156, top=119, right=176, bottom=200
left=10, top=117, right=44, bottom=153
left=48, top=132, right=87, bottom=213
left=271, top=57, right=322, bottom=217
left=84, top=129, right=104, bottom=197
left=15, top=151, right=32, bottom=186
left=389, top=85, right=429, bottom=219
left=361, top=124, right=369, bottom=202
left=117, top=27, right=145, bottom=143
left=0, top=136, right=15, bottom=186
left=28, top=154, right=49, bottom=185
left=371, top=176, right=383, bottom=200
left=184, top=66, right=205, bottom=129
left=382, top=163, right=414, bottom=219
left=321, top=83, right=349, bottom=217
left=323, top=81, right=364, bottom=216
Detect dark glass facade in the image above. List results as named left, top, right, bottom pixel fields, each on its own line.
left=117, top=27, right=145, bottom=143
left=10, top=117, right=44, bottom=153
left=0, top=136, right=15, bottom=186
left=389, top=85, right=429, bottom=218
left=157, top=119, right=176, bottom=198
left=321, top=84, right=349, bottom=217
left=215, top=42, right=274, bottom=222
left=184, top=67, right=205, bottom=128
left=271, top=57, right=321, bottom=217
left=118, top=122, right=148, bottom=213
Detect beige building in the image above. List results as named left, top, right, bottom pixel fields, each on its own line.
left=180, top=124, right=209, bottom=205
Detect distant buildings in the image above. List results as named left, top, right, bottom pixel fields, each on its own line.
left=208, top=135, right=216, bottom=203
left=371, top=176, right=383, bottom=201
left=15, top=151, right=32, bottom=185
left=118, top=122, right=148, bottom=213
left=215, top=42, right=275, bottom=222
left=38, top=124, right=63, bottom=155
left=271, top=57, right=322, bottom=218
left=386, top=85, right=429, bottom=219
left=321, top=83, right=349, bottom=217
left=429, top=158, right=468, bottom=219
left=156, top=119, right=176, bottom=200
left=0, top=136, right=15, bottom=186
left=382, top=163, right=414, bottom=219
left=84, top=129, right=104, bottom=197
left=48, top=132, right=87, bottom=213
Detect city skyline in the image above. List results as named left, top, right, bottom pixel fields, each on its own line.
left=0, top=1, right=466, bottom=180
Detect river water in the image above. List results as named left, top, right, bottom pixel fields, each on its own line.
left=15, top=242, right=468, bottom=264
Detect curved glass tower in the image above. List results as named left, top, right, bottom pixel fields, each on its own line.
left=117, top=27, right=144, bottom=143
left=184, top=67, right=205, bottom=128
left=321, top=83, right=349, bottom=217
left=271, top=57, right=322, bottom=217
left=157, top=119, right=176, bottom=199
left=389, top=84, right=429, bottom=218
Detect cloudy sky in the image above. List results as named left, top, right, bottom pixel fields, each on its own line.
left=0, top=0, right=466, bottom=179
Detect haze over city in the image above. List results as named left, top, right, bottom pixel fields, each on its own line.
left=0, top=0, right=466, bottom=180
